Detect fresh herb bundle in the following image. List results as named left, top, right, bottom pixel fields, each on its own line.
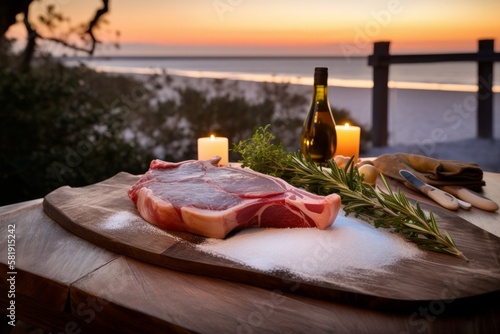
left=233, top=125, right=466, bottom=260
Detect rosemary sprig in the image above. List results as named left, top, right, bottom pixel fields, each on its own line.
left=233, top=124, right=295, bottom=179
left=234, top=126, right=467, bottom=260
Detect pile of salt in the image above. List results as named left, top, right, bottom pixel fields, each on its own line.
left=196, top=210, right=422, bottom=281
left=102, top=211, right=423, bottom=282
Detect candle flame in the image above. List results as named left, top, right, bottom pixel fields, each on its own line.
left=344, top=123, right=350, bottom=128
left=210, top=134, right=215, bottom=140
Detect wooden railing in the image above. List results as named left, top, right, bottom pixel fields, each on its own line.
left=368, top=39, right=500, bottom=147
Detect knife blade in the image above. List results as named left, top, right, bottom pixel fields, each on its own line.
left=441, top=185, right=499, bottom=212
left=455, top=197, right=472, bottom=211
left=399, top=170, right=460, bottom=210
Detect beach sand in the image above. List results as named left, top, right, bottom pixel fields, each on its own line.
left=130, top=72, right=500, bottom=172
left=330, top=86, right=500, bottom=172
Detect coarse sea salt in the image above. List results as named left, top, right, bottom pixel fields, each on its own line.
left=196, top=210, right=423, bottom=281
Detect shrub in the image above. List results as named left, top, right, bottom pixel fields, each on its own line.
left=0, top=58, right=154, bottom=205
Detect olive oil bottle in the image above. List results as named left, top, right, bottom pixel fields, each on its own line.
left=300, top=67, right=337, bottom=163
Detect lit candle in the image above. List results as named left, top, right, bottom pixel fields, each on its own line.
left=335, top=123, right=361, bottom=161
left=197, top=135, right=229, bottom=165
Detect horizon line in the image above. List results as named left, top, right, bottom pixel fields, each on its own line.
left=57, top=55, right=369, bottom=60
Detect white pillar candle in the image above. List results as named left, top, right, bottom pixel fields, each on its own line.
left=197, top=135, right=229, bottom=165
left=335, top=123, right=361, bottom=161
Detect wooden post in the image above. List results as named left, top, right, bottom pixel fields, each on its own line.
left=477, top=39, right=494, bottom=139
left=370, top=42, right=390, bottom=147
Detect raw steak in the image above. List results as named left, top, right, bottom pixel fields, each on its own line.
left=128, top=157, right=341, bottom=238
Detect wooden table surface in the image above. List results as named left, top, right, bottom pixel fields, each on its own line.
left=1, top=172, right=500, bottom=334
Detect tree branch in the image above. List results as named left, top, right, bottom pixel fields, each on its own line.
left=85, top=0, right=110, bottom=55
left=21, top=3, right=38, bottom=70
left=43, top=36, right=99, bottom=54
left=24, top=0, right=110, bottom=64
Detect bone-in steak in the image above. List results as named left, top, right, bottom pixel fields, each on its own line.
left=128, top=158, right=341, bottom=238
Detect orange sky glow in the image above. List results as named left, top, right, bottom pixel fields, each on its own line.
left=7, top=0, right=500, bottom=56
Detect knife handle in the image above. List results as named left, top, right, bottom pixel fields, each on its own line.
left=421, top=185, right=460, bottom=210
left=441, top=186, right=499, bottom=212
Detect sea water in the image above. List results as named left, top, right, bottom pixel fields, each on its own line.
left=63, top=56, right=500, bottom=92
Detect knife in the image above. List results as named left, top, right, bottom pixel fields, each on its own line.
left=441, top=185, right=499, bottom=212
left=399, top=170, right=460, bottom=210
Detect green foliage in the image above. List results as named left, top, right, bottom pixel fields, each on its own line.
left=233, top=125, right=294, bottom=179
left=0, top=58, right=155, bottom=205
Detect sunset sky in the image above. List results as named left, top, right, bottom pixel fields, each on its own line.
left=7, top=0, right=500, bottom=56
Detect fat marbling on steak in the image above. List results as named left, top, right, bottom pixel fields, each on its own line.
left=128, top=157, right=341, bottom=238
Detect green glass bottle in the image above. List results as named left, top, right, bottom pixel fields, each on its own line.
left=301, top=67, right=337, bottom=163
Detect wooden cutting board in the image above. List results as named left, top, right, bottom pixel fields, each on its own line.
left=43, top=172, right=500, bottom=309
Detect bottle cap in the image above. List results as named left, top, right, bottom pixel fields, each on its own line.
left=314, top=67, right=328, bottom=85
